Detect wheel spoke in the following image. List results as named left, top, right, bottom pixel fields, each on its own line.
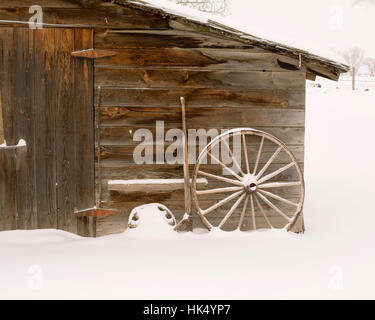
left=256, top=146, right=282, bottom=179
left=242, top=133, right=250, bottom=174
left=219, top=193, right=246, bottom=228
left=202, top=190, right=244, bottom=216
left=198, top=170, right=243, bottom=186
left=258, top=189, right=299, bottom=207
left=257, top=192, right=291, bottom=222
left=258, top=181, right=301, bottom=189
left=253, top=136, right=264, bottom=175
left=208, top=150, right=243, bottom=181
left=250, top=194, right=256, bottom=230
left=257, top=162, right=295, bottom=184
left=254, top=194, right=272, bottom=228
left=238, top=195, right=249, bottom=230
left=196, top=186, right=243, bottom=196
left=222, top=137, right=244, bottom=176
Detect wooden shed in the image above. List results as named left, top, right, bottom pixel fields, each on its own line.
left=0, top=0, right=348, bottom=237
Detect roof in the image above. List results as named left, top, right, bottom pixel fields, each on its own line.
left=113, top=0, right=350, bottom=81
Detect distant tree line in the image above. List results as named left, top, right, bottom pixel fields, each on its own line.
left=338, top=48, right=375, bottom=77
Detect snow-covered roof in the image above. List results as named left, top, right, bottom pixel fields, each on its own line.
left=114, top=0, right=349, bottom=80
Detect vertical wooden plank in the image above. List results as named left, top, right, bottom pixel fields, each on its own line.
left=0, top=149, right=17, bottom=230
left=15, top=146, right=29, bottom=229
left=0, top=28, right=16, bottom=146
left=26, top=29, right=37, bottom=229
left=0, top=28, right=34, bottom=231
left=55, top=28, right=77, bottom=233
left=13, top=28, right=34, bottom=229
left=0, top=150, right=3, bottom=231
left=0, top=29, right=5, bottom=145
left=74, top=29, right=95, bottom=215
left=34, top=28, right=57, bottom=229
left=0, top=90, right=3, bottom=145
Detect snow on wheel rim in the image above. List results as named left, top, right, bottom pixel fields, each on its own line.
left=192, top=128, right=305, bottom=232
left=128, top=203, right=177, bottom=230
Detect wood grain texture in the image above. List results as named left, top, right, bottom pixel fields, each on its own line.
left=77, top=215, right=96, bottom=237
left=0, top=28, right=95, bottom=234
left=0, top=28, right=16, bottom=145
left=97, top=197, right=301, bottom=234
left=0, top=148, right=17, bottom=230
left=100, top=126, right=305, bottom=146
left=15, top=146, right=29, bottom=229
left=95, top=30, right=254, bottom=49
left=34, top=28, right=58, bottom=229
left=95, top=48, right=306, bottom=72
left=100, top=106, right=305, bottom=128
left=98, top=145, right=305, bottom=164
left=0, top=0, right=81, bottom=8
left=55, top=28, right=76, bottom=232
left=23, top=29, right=37, bottom=229
left=98, top=163, right=304, bottom=181
left=95, top=68, right=306, bottom=90
left=0, top=7, right=169, bottom=29
left=98, top=88, right=305, bottom=109
left=73, top=28, right=95, bottom=235
left=13, top=28, right=28, bottom=229
left=0, top=28, right=38, bottom=229
left=0, top=95, right=3, bottom=144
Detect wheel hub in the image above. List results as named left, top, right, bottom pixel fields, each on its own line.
left=242, top=174, right=257, bottom=194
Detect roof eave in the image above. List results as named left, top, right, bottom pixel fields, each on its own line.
left=113, top=0, right=350, bottom=80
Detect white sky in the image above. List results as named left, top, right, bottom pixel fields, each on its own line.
left=230, top=0, right=375, bottom=57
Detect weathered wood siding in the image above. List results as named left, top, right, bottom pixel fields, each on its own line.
left=92, top=22, right=306, bottom=234
left=0, top=27, right=95, bottom=234
left=0, top=1, right=306, bottom=235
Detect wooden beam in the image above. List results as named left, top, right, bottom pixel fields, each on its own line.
left=306, top=72, right=317, bottom=81
left=108, top=178, right=208, bottom=193
left=71, top=48, right=118, bottom=59
left=74, top=208, right=118, bottom=217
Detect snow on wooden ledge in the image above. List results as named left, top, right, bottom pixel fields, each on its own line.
left=0, top=139, right=27, bottom=149
left=108, top=178, right=208, bottom=193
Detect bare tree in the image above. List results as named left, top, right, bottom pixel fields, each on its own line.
left=339, top=47, right=365, bottom=76
left=174, top=0, right=231, bottom=16
left=365, top=57, right=375, bottom=77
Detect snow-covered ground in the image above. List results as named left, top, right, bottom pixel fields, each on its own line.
left=1, top=84, right=375, bottom=300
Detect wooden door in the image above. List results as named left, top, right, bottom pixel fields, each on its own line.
left=0, top=28, right=94, bottom=233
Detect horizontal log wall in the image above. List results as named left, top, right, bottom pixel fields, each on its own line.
left=0, top=3, right=169, bottom=28
left=93, top=24, right=306, bottom=235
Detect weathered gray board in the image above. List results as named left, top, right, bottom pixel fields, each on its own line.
left=0, top=28, right=95, bottom=235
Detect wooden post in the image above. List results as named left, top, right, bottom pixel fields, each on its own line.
left=96, top=86, right=103, bottom=208
left=352, top=66, right=355, bottom=91
left=0, top=98, right=3, bottom=145
left=180, top=97, right=192, bottom=231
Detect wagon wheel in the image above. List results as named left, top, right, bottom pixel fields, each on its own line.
left=192, top=128, right=305, bottom=231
